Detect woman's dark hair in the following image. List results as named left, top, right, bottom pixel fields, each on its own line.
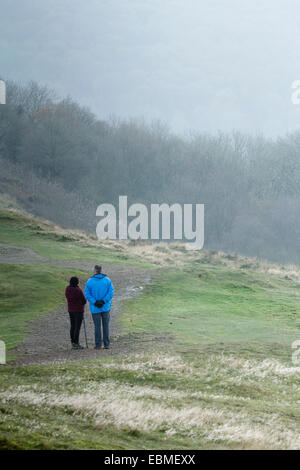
left=69, top=276, right=79, bottom=287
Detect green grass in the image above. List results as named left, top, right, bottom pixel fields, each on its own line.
left=119, top=264, right=300, bottom=359
left=0, top=207, right=300, bottom=449
left=0, top=263, right=88, bottom=352
left=0, top=352, right=299, bottom=449
left=0, top=209, right=153, bottom=267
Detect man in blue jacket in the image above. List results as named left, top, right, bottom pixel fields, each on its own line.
left=85, top=265, right=114, bottom=349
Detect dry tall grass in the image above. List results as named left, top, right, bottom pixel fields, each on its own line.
left=1, top=352, right=299, bottom=449
left=2, top=201, right=300, bottom=280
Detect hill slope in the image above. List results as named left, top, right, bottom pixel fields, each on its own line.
left=0, top=205, right=299, bottom=449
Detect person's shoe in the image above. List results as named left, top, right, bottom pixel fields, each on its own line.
left=72, top=343, right=79, bottom=349
left=104, top=346, right=110, bottom=349
left=77, top=344, right=84, bottom=349
left=94, top=346, right=102, bottom=350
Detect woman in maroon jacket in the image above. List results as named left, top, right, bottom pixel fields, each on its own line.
left=65, top=277, right=87, bottom=349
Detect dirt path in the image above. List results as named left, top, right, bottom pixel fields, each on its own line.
left=0, top=243, right=160, bottom=365
left=0, top=243, right=46, bottom=263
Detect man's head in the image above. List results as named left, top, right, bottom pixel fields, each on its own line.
left=94, top=265, right=102, bottom=274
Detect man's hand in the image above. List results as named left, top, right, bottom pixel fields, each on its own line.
left=95, top=300, right=105, bottom=308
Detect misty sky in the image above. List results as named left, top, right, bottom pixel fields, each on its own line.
left=1, top=0, right=300, bottom=137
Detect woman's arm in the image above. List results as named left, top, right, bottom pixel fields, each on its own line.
left=80, top=288, right=87, bottom=305
left=65, top=286, right=69, bottom=299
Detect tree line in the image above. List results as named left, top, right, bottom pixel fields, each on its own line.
left=1, top=80, right=300, bottom=264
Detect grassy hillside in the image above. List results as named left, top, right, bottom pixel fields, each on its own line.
left=0, top=263, right=89, bottom=354
left=0, top=207, right=150, bottom=266
left=120, top=265, right=300, bottom=357
left=1, top=352, right=299, bottom=450
left=0, top=205, right=299, bottom=449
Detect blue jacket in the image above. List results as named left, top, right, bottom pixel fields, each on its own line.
left=84, top=274, right=114, bottom=314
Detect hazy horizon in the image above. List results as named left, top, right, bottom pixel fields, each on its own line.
left=1, top=0, right=300, bottom=137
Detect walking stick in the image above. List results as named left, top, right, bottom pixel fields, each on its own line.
left=83, top=315, right=88, bottom=348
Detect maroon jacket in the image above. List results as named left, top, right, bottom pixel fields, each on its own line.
left=65, top=286, right=87, bottom=313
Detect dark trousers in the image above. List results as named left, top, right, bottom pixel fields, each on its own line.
left=69, top=312, right=83, bottom=345
left=92, top=311, right=110, bottom=348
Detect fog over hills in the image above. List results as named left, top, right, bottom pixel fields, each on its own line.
left=1, top=0, right=300, bottom=136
